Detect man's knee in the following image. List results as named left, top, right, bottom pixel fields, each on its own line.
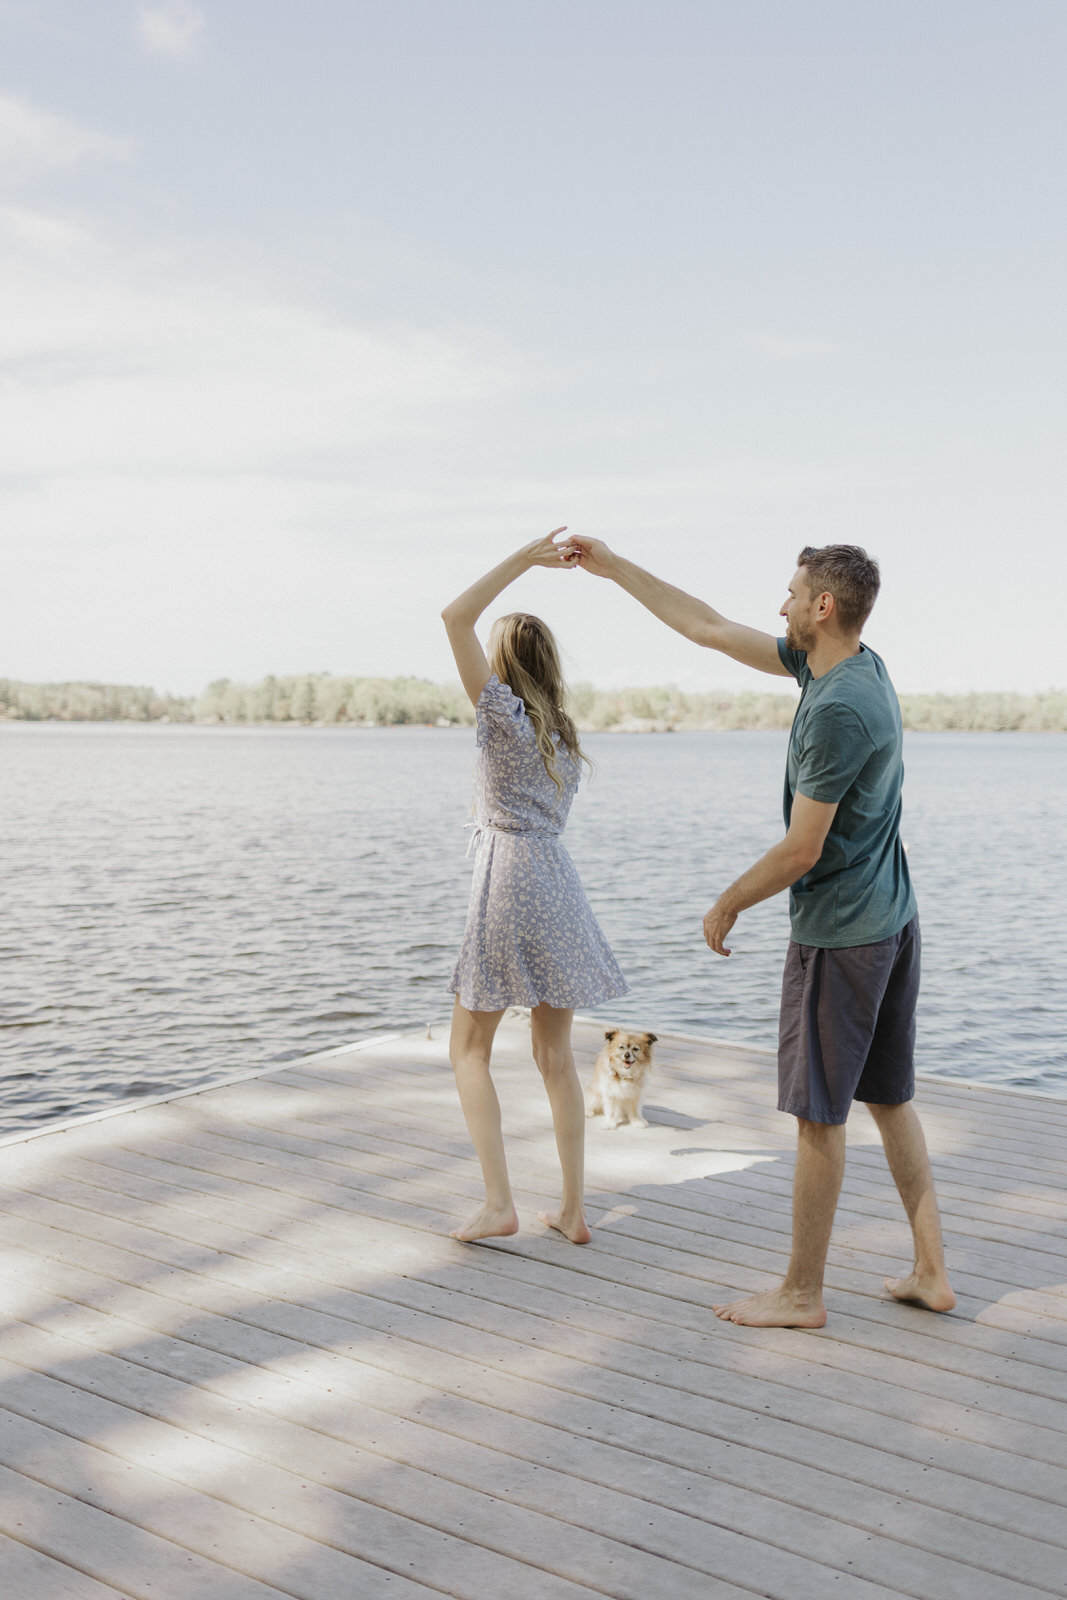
left=866, top=1099, right=913, bottom=1128
left=796, top=1115, right=846, bottom=1138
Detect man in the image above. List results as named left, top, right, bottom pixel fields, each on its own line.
left=565, top=536, right=955, bottom=1328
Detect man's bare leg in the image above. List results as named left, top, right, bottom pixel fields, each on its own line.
left=867, top=1100, right=956, bottom=1311
left=448, top=1000, right=519, bottom=1241
left=530, top=1003, right=591, bottom=1244
left=714, top=1118, right=846, bottom=1327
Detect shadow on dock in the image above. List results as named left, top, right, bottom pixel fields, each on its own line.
left=1, top=1015, right=1065, bottom=1598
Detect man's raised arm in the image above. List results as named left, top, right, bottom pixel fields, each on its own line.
left=565, top=536, right=791, bottom=678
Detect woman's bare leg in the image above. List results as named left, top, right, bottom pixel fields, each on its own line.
left=530, top=1004, right=591, bottom=1244
left=448, top=999, right=518, bottom=1241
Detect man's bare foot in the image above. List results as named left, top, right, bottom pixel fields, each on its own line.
left=449, top=1203, right=519, bottom=1242
left=885, top=1270, right=956, bottom=1312
left=537, top=1207, right=592, bottom=1245
left=713, top=1286, right=827, bottom=1328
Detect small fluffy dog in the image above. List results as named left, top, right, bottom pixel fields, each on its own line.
left=586, top=1029, right=658, bottom=1128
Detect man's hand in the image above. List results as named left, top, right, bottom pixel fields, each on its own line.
left=560, top=535, right=618, bottom=579
left=703, top=900, right=737, bottom=957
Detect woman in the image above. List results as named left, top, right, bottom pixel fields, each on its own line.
left=442, top=529, right=628, bottom=1244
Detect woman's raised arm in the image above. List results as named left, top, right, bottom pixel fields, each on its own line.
left=441, top=528, right=573, bottom=705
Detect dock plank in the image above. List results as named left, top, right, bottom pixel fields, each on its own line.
left=9, top=1172, right=1067, bottom=1480
left=33, top=1150, right=1067, bottom=1416
left=0, top=1534, right=129, bottom=1600
left=19, top=1156, right=1067, bottom=1453
left=4, top=1267, right=1067, bottom=1597
left=2, top=1017, right=1066, bottom=1599
left=0, top=1461, right=308, bottom=1600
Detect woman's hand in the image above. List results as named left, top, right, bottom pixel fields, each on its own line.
left=521, top=527, right=575, bottom=569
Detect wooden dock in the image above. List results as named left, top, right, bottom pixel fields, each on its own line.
left=1, top=1015, right=1065, bottom=1600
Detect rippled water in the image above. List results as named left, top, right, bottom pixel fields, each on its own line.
left=2, top=723, right=1064, bottom=1137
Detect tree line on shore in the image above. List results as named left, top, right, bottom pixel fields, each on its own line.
left=2, top=674, right=1065, bottom=732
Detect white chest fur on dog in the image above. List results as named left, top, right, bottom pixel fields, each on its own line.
left=586, top=1028, right=657, bottom=1127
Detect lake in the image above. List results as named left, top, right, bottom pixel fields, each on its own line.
left=1, top=723, right=1064, bottom=1138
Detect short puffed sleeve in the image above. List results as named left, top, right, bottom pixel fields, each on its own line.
left=475, top=674, right=528, bottom=747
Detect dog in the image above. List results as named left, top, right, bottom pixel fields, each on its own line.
left=586, top=1029, right=657, bottom=1128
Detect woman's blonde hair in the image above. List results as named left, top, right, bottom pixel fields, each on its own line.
left=489, top=613, right=588, bottom=794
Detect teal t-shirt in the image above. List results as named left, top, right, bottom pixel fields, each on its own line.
left=778, top=639, right=917, bottom=949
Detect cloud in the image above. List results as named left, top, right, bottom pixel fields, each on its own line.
left=0, top=203, right=96, bottom=253
left=0, top=202, right=848, bottom=693
left=0, top=92, right=129, bottom=167
left=0, top=206, right=516, bottom=477
left=0, top=201, right=526, bottom=686
left=135, top=2, right=206, bottom=59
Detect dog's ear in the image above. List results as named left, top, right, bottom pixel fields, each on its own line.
left=603, top=1029, right=617, bottom=1042
left=643, top=1033, right=658, bottom=1045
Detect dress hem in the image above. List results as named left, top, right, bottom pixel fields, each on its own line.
left=448, top=980, right=630, bottom=1013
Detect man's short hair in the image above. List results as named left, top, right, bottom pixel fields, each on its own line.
left=797, top=545, right=881, bottom=634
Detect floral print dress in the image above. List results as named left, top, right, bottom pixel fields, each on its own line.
left=449, top=675, right=629, bottom=1012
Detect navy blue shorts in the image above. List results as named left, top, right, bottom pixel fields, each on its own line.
left=777, top=915, right=920, bottom=1125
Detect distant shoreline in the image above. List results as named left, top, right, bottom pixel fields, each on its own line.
left=5, top=720, right=1064, bottom=737
left=3, top=674, right=1065, bottom=733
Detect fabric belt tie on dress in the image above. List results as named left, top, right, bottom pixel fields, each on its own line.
left=464, top=822, right=560, bottom=857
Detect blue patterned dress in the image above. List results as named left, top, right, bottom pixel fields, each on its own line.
left=449, top=675, right=629, bottom=1012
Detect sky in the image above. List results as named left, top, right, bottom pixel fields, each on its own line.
left=1, top=0, right=1064, bottom=698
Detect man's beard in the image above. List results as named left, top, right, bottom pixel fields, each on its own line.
left=786, top=619, right=816, bottom=652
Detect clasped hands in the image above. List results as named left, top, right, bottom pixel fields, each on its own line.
left=522, top=528, right=613, bottom=576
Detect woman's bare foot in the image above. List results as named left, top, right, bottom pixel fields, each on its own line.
left=449, top=1203, right=519, bottom=1242
left=885, top=1270, right=956, bottom=1312
left=713, top=1285, right=827, bottom=1328
left=538, top=1207, right=592, bottom=1245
